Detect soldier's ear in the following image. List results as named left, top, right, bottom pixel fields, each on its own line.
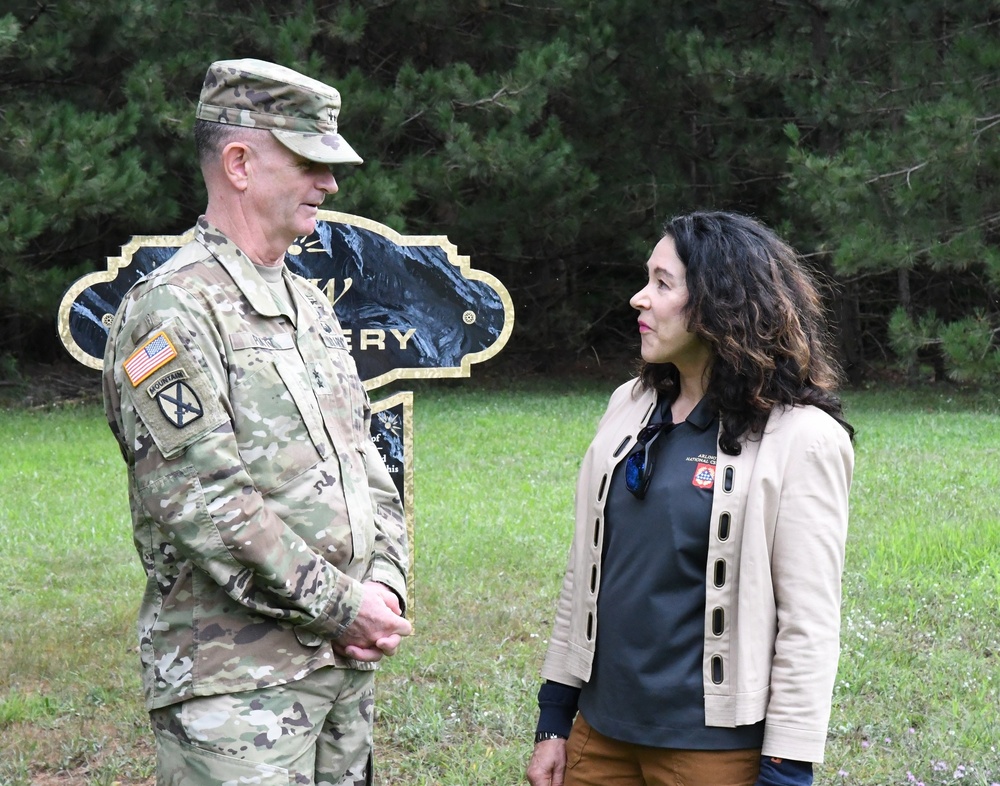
left=220, top=141, right=252, bottom=192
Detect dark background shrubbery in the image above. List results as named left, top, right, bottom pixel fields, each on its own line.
left=2, top=0, right=999, bottom=388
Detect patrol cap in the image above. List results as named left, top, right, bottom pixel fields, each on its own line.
left=196, top=58, right=363, bottom=165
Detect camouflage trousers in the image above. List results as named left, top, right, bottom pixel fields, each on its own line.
left=149, top=667, right=374, bottom=786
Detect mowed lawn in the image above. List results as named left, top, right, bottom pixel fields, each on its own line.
left=1, top=381, right=999, bottom=785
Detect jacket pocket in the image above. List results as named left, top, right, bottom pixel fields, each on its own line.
left=230, top=358, right=327, bottom=494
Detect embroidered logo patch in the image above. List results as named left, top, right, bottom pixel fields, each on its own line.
left=156, top=381, right=204, bottom=429
left=692, top=462, right=716, bottom=489
left=124, top=331, right=177, bottom=387
left=146, top=368, right=190, bottom=398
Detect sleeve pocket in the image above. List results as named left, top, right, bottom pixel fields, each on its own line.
left=131, top=364, right=229, bottom=460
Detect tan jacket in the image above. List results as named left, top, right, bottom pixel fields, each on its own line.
left=540, top=379, right=854, bottom=763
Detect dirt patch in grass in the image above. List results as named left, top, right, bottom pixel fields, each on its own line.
left=5, top=718, right=154, bottom=786
left=31, top=765, right=154, bottom=786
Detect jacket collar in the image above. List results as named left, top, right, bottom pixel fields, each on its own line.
left=195, top=216, right=295, bottom=322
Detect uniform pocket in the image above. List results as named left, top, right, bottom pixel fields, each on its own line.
left=230, top=359, right=326, bottom=494
left=154, top=727, right=290, bottom=786
left=320, top=332, right=370, bottom=451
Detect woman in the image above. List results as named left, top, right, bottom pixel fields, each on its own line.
left=526, top=211, right=854, bottom=786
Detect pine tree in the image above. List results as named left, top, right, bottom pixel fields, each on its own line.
left=2, top=0, right=998, bottom=383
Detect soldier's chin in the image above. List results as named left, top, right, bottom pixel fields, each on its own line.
left=296, top=213, right=318, bottom=236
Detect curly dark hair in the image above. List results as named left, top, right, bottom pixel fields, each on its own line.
left=638, top=211, right=853, bottom=454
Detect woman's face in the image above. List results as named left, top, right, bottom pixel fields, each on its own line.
left=630, top=236, right=713, bottom=373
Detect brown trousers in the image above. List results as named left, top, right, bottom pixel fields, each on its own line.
left=564, top=714, right=761, bottom=786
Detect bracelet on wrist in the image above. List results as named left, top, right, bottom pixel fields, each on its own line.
left=534, top=731, right=566, bottom=744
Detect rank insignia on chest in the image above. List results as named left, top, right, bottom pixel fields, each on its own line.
left=123, top=330, right=177, bottom=387
left=156, top=380, right=204, bottom=429
left=692, top=462, right=716, bottom=489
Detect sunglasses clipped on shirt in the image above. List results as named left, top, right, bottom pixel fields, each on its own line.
left=624, top=420, right=674, bottom=500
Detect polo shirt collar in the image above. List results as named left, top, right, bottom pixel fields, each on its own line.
left=683, top=394, right=717, bottom=431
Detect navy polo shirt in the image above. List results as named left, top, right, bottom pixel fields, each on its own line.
left=577, top=395, right=765, bottom=749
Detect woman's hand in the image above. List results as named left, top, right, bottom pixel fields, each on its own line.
left=526, top=738, right=567, bottom=786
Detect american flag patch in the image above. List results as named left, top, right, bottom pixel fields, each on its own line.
left=124, top=331, right=177, bottom=387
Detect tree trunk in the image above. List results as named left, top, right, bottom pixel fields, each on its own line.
left=831, top=281, right=864, bottom=386
left=898, top=266, right=918, bottom=380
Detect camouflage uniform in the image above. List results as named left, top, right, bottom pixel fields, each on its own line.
left=149, top=666, right=375, bottom=785
left=103, top=215, right=408, bottom=784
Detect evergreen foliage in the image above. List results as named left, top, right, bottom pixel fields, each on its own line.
left=2, top=0, right=998, bottom=382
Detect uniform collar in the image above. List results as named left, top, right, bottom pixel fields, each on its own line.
left=195, top=216, right=296, bottom=321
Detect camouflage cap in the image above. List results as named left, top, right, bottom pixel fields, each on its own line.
left=196, top=58, right=363, bottom=165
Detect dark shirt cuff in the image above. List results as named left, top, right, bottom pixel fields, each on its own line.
left=535, top=680, right=580, bottom=739
left=755, top=757, right=813, bottom=786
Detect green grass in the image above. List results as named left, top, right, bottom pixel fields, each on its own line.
left=2, top=382, right=999, bottom=785
left=0, top=405, right=154, bottom=784
left=828, top=389, right=1000, bottom=786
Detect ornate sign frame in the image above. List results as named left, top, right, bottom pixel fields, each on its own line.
left=58, top=210, right=514, bottom=390
left=58, top=212, right=514, bottom=621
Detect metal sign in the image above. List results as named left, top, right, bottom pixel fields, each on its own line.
left=58, top=212, right=514, bottom=618
left=59, top=211, right=513, bottom=389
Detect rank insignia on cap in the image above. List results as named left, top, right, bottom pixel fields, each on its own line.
left=124, top=331, right=177, bottom=387
left=692, top=462, right=716, bottom=489
left=157, top=381, right=204, bottom=429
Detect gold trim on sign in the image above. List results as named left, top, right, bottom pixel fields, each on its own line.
left=57, top=213, right=515, bottom=392
left=57, top=227, right=198, bottom=371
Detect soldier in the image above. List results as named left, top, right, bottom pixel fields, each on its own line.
left=102, top=58, right=411, bottom=785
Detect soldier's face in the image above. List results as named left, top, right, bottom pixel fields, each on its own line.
left=246, top=135, right=338, bottom=245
